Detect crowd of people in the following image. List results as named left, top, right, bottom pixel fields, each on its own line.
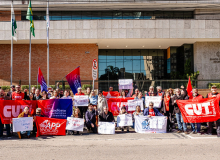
left=0, top=83, right=220, bottom=139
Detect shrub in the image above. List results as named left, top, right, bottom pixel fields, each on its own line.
left=82, top=84, right=92, bottom=90
left=207, top=83, right=220, bottom=89
left=0, top=86, right=10, bottom=91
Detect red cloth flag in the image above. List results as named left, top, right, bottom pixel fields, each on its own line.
left=187, top=76, right=193, bottom=99
left=0, top=100, right=37, bottom=124
left=176, top=98, right=220, bottom=123
left=107, top=97, right=134, bottom=116
left=36, top=116, right=67, bottom=137
left=102, top=91, right=120, bottom=98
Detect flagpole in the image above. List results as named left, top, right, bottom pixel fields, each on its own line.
left=47, top=1, right=49, bottom=87
left=11, top=1, right=13, bottom=85
left=29, top=28, right=31, bottom=93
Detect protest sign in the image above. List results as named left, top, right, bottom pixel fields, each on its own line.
left=117, top=114, right=133, bottom=127
left=12, top=117, right=33, bottom=132
left=107, top=98, right=134, bottom=116
left=0, top=100, right=37, bottom=124
left=135, top=116, right=167, bottom=133
left=177, top=98, right=220, bottom=123
left=127, top=99, right=144, bottom=111
left=37, top=99, right=72, bottom=119
left=66, top=117, right=84, bottom=131
left=36, top=116, right=67, bottom=137
left=145, top=96, right=161, bottom=108
left=74, top=95, right=88, bottom=106
left=119, top=79, right=133, bottom=89
left=98, top=122, right=115, bottom=134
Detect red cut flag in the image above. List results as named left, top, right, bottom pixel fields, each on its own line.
left=176, top=98, right=220, bottom=123
left=187, top=76, right=193, bottom=99
left=36, top=116, right=67, bottom=137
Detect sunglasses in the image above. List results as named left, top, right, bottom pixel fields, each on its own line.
left=149, top=105, right=153, bottom=106
left=36, top=112, right=41, bottom=114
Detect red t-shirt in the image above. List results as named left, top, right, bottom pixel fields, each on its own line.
left=149, top=108, right=155, bottom=116
left=75, top=93, right=85, bottom=96
left=12, top=92, right=24, bottom=100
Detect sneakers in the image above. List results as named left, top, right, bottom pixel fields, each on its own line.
left=184, top=131, right=189, bottom=134
left=197, top=132, right=201, bottom=135
left=121, top=129, right=124, bottom=132
left=190, top=131, right=196, bottom=134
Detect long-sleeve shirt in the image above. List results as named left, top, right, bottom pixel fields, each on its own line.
left=89, top=95, right=98, bottom=105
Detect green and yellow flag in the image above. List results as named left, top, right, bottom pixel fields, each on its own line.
left=26, top=0, right=35, bottom=37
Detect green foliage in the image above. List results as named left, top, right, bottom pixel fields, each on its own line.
left=20, top=85, right=71, bottom=91
left=0, top=86, right=10, bottom=91
left=207, top=83, right=220, bottom=89
left=82, top=84, right=92, bottom=90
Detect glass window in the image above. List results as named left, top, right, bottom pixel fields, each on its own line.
left=92, top=12, right=102, bottom=19
left=184, top=11, right=193, bottom=19
left=51, top=11, right=61, bottom=20
left=144, top=11, right=153, bottom=19
left=72, top=12, right=81, bottom=20
left=113, top=11, right=122, bottom=19
left=82, top=11, right=91, bottom=19
left=123, top=12, right=133, bottom=19
left=164, top=11, right=173, bottom=19
left=133, top=12, right=143, bottom=19
left=174, top=12, right=183, bottom=19
left=154, top=11, right=164, bottom=19
left=62, top=11, right=72, bottom=20
left=132, top=50, right=141, bottom=59
left=102, top=12, right=112, bottom=19
left=106, top=50, right=115, bottom=59
left=133, top=60, right=141, bottom=70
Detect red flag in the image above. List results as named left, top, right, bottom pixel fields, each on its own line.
left=107, top=97, right=134, bottom=116
left=176, top=98, right=220, bottom=123
left=0, top=100, right=37, bottom=124
left=102, top=91, right=120, bottom=97
left=36, top=116, right=67, bottom=137
left=187, top=76, right=193, bottom=99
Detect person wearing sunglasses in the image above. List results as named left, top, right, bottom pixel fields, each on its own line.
left=143, top=102, right=163, bottom=117
left=33, top=108, right=44, bottom=135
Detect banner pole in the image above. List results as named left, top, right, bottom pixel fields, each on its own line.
left=47, top=0, right=50, bottom=87
left=93, top=80, right=94, bottom=91
left=11, top=1, right=13, bottom=85
left=29, top=28, right=31, bottom=93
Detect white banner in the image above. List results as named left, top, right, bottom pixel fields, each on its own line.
left=127, top=99, right=144, bottom=111
left=117, top=114, right=133, bottom=127
left=98, top=122, right=115, bottom=134
left=145, top=96, right=162, bottom=108
left=12, top=117, right=33, bottom=132
left=135, top=116, right=167, bottom=133
left=74, top=95, right=88, bottom=106
left=119, top=79, right=133, bottom=89
left=66, top=117, right=84, bottom=131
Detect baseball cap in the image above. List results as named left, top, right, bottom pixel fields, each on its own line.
left=77, top=87, right=82, bottom=90
left=211, top=85, right=217, bottom=88
left=10, top=85, right=15, bottom=88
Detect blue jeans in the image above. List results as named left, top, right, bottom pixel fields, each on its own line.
left=176, top=113, right=187, bottom=131
left=191, top=123, right=201, bottom=132
left=21, top=131, right=31, bottom=136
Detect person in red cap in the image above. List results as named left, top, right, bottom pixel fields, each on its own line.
left=11, top=85, right=24, bottom=100
left=205, top=85, right=220, bottom=136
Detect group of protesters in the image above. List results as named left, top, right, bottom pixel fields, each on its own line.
left=0, top=83, right=220, bottom=138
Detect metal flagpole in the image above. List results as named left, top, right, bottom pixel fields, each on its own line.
left=11, top=1, right=13, bottom=85
left=29, top=28, right=31, bottom=93
left=47, top=1, right=50, bottom=87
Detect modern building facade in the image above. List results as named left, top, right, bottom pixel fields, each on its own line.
left=0, top=0, right=220, bottom=90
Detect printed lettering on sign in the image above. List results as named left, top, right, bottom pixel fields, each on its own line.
left=39, top=120, right=61, bottom=135
left=184, top=102, right=213, bottom=116
left=3, top=105, right=33, bottom=118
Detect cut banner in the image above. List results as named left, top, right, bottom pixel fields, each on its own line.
left=37, top=99, right=72, bottom=119
left=127, top=99, right=144, bottom=111
left=145, top=96, right=161, bottom=108
left=176, top=98, right=220, bottom=123
left=135, top=116, right=167, bottom=133
left=66, top=117, right=84, bottom=131
left=107, top=97, right=134, bottom=116
left=117, top=114, right=133, bottom=127
left=98, top=122, right=115, bottom=134
left=36, top=116, right=67, bottom=137
left=74, top=95, right=89, bottom=106
left=0, top=100, right=37, bottom=124
left=13, top=117, right=33, bottom=132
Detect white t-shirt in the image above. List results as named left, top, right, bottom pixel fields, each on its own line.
left=61, top=96, right=72, bottom=99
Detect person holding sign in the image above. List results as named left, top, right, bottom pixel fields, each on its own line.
left=132, top=105, right=143, bottom=128
left=89, top=90, right=98, bottom=106
left=135, top=92, right=145, bottom=111
left=145, top=86, right=155, bottom=96
left=119, top=106, right=130, bottom=132
left=132, top=89, right=139, bottom=98
left=85, top=103, right=97, bottom=133
left=99, top=106, right=115, bottom=123
left=18, top=106, right=32, bottom=138
left=73, top=108, right=83, bottom=135
left=143, top=102, right=163, bottom=117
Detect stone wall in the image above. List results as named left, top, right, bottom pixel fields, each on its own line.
left=194, top=42, right=220, bottom=88
left=0, top=44, right=98, bottom=86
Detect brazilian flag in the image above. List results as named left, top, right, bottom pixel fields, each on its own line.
left=26, top=0, right=35, bottom=37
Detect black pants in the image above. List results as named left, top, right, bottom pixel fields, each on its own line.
left=86, top=122, right=97, bottom=133
left=165, top=111, right=173, bottom=132
left=0, top=119, right=11, bottom=136
left=78, top=106, right=88, bottom=118
left=216, top=119, right=220, bottom=137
